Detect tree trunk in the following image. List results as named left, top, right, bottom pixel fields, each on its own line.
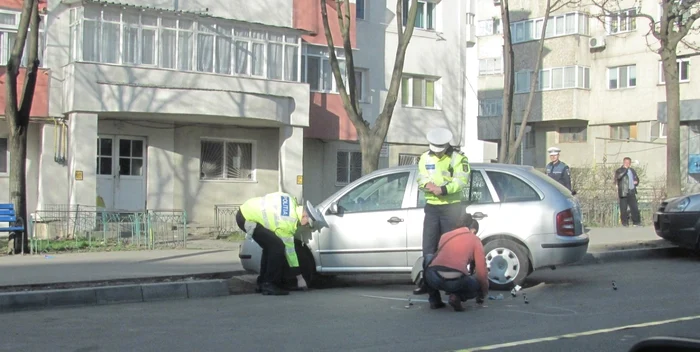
left=8, top=122, right=28, bottom=253
left=359, top=130, right=383, bottom=175
left=662, top=48, right=682, bottom=197
left=499, top=0, right=515, bottom=163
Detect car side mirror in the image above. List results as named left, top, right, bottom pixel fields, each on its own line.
left=328, top=202, right=339, bottom=215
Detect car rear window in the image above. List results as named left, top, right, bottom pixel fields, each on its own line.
left=528, top=168, right=574, bottom=197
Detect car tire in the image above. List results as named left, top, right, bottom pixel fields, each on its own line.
left=483, top=239, right=530, bottom=291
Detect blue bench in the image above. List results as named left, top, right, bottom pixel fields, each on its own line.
left=0, top=203, right=25, bottom=233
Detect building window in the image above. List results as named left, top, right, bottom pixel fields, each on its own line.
left=659, top=122, right=667, bottom=138
left=302, top=44, right=348, bottom=92
left=398, top=153, right=420, bottom=166
left=610, top=124, right=637, bottom=140
left=0, top=137, right=7, bottom=174
left=651, top=121, right=667, bottom=139
left=354, top=68, right=368, bottom=102
left=477, top=18, right=502, bottom=36
left=530, top=65, right=590, bottom=92
left=356, top=0, right=366, bottom=20
left=510, top=12, right=588, bottom=44
left=200, top=139, right=255, bottom=180
left=401, top=75, right=439, bottom=108
left=559, top=126, right=587, bottom=143
left=337, top=150, right=362, bottom=184
left=659, top=59, right=690, bottom=84
left=479, top=57, right=503, bottom=75
left=479, top=99, right=503, bottom=117
left=607, top=9, right=637, bottom=34
left=402, top=0, right=436, bottom=30
left=525, top=130, right=536, bottom=148
left=608, top=65, right=636, bottom=89
left=69, top=5, right=300, bottom=82
left=515, top=71, right=530, bottom=93
left=0, top=9, right=46, bottom=67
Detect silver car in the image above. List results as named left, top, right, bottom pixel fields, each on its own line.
left=239, top=163, right=589, bottom=290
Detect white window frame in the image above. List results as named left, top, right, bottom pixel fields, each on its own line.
left=659, top=58, right=690, bottom=84
left=610, top=123, right=636, bottom=140
left=356, top=0, right=366, bottom=20
left=479, top=98, right=503, bottom=117
left=401, top=74, right=440, bottom=109
left=302, top=44, right=347, bottom=93
left=199, top=138, right=257, bottom=182
left=477, top=18, right=502, bottom=36
left=336, top=150, right=362, bottom=185
left=527, top=65, right=590, bottom=93
left=68, top=5, right=301, bottom=82
left=558, top=126, right=587, bottom=143
left=0, top=136, right=8, bottom=176
left=607, top=65, right=636, bottom=89
left=402, top=0, right=437, bottom=31
left=659, top=122, right=667, bottom=138
left=479, top=57, right=503, bottom=75
left=510, top=12, right=588, bottom=44
left=0, top=9, right=47, bottom=68
left=607, top=9, right=637, bottom=34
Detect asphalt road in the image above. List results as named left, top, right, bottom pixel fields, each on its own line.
left=2, top=251, right=699, bottom=352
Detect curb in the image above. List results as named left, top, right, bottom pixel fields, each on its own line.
left=577, top=245, right=684, bottom=265
left=0, top=279, right=233, bottom=313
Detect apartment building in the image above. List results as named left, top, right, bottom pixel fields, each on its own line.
left=0, top=0, right=311, bottom=225
left=297, top=0, right=495, bottom=204
left=475, top=0, right=700, bottom=191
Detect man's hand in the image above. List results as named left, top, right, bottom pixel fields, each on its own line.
left=297, top=275, right=308, bottom=291
left=476, top=295, right=485, bottom=305
left=426, top=182, right=443, bottom=195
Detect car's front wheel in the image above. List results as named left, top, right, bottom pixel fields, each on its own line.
left=483, top=239, right=530, bottom=291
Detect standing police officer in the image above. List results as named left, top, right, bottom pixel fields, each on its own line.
left=236, top=192, right=327, bottom=296
left=413, top=127, right=471, bottom=295
left=546, top=146, right=572, bottom=192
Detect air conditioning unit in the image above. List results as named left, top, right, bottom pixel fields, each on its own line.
left=589, top=36, right=606, bottom=49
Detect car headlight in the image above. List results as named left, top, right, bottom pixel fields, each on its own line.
left=667, top=197, right=690, bottom=212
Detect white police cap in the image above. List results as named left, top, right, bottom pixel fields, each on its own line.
left=547, top=146, right=561, bottom=155
left=426, top=128, right=453, bottom=153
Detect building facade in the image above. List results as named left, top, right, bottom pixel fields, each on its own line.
left=298, top=0, right=495, bottom=205
left=475, top=0, right=700, bottom=192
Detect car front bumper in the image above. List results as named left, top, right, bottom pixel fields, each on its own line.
left=653, top=211, right=700, bottom=250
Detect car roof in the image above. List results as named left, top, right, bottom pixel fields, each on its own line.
left=370, top=163, right=536, bottom=175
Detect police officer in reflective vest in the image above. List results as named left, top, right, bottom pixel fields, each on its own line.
left=413, top=128, right=471, bottom=295
left=545, top=146, right=572, bottom=192
left=236, top=192, right=327, bottom=296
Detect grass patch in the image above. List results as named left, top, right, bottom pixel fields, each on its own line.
left=220, top=232, right=246, bottom=242
left=30, top=239, right=142, bottom=254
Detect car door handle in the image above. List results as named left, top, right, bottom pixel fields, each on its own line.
left=472, top=212, right=488, bottom=220
left=387, top=217, right=404, bottom=224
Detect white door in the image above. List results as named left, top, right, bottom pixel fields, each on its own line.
left=96, top=136, right=146, bottom=211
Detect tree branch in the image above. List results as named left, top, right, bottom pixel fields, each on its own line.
left=338, top=0, right=359, bottom=113
left=320, top=0, right=368, bottom=135
left=590, top=0, right=661, bottom=40
left=674, top=9, right=700, bottom=41
left=508, top=0, right=553, bottom=163
left=19, top=2, right=40, bottom=120
left=373, top=0, right=418, bottom=136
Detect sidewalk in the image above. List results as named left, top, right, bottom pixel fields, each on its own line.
left=0, top=227, right=670, bottom=288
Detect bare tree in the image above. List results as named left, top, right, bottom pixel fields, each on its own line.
left=499, top=0, right=580, bottom=163
left=591, top=0, right=700, bottom=197
left=320, top=0, right=418, bottom=174
left=5, top=0, right=40, bottom=254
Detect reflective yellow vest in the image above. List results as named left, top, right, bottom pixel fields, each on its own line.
left=240, top=192, right=304, bottom=268
left=417, top=149, right=471, bottom=205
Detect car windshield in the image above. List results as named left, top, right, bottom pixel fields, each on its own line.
left=527, top=168, right=573, bottom=198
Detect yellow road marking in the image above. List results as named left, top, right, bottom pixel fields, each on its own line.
left=455, top=314, right=700, bottom=352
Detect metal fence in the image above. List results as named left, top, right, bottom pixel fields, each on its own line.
left=578, top=200, right=660, bottom=227
left=214, top=204, right=241, bottom=237
left=29, top=206, right=187, bottom=253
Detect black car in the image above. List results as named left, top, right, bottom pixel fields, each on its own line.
left=653, top=192, right=700, bottom=252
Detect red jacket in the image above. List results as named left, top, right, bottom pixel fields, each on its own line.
left=429, top=227, right=489, bottom=297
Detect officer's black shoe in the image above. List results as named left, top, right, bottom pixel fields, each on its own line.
left=260, top=283, right=289, bottom=296
left=430, top=301, right=446, bottom=309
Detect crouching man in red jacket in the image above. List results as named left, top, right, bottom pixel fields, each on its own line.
left=424, top=213, right=489, bottom=311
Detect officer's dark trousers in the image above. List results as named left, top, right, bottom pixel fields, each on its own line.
left=619, top=192, right=641, bottom=226
left=422, top=203, right=464, bottom=265
left=236, top=210, right=285, bottom=286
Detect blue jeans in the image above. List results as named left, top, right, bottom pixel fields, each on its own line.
left=425, top=266, right=480, bottom=304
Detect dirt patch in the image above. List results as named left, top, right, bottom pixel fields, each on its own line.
left=0, top=271, right=245, bottom=293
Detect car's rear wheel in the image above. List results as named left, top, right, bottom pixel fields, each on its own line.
left=483, top=239, right=530, bottom=291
